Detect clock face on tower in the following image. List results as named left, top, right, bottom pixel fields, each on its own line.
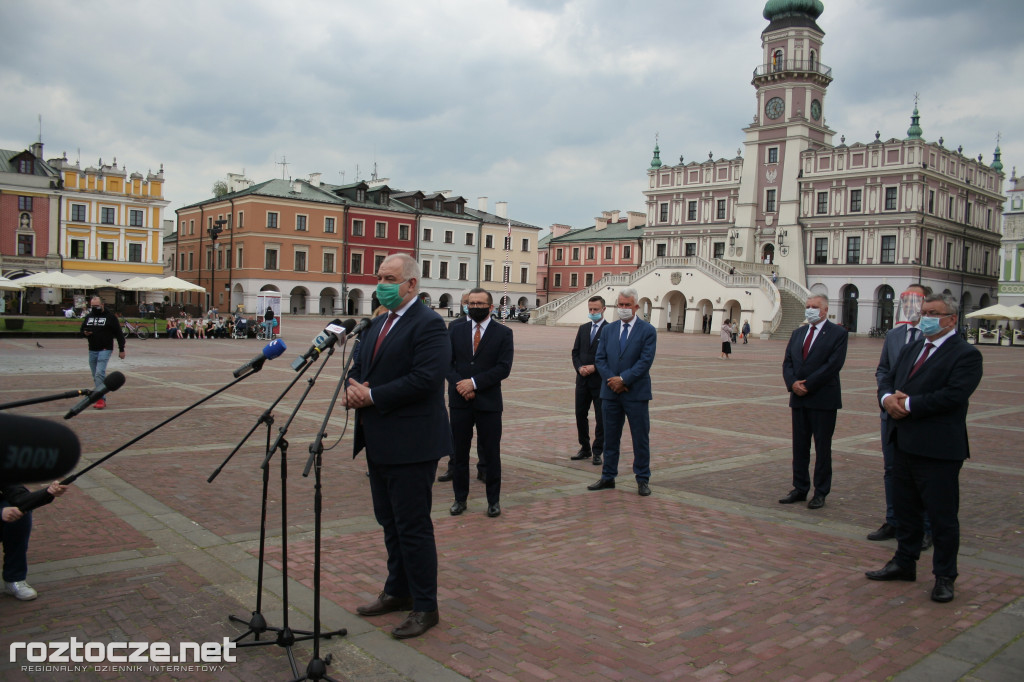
left=811, top=99, right=822, bottom=121
left=765, top=97, right=785, bottom=120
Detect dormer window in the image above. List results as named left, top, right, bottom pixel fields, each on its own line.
left=356, top=189, right=366, bottom=202
left=18, top=159, right=33, bottom=174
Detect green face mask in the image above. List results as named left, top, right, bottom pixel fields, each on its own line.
left=376, top=280, right=408, bottom=310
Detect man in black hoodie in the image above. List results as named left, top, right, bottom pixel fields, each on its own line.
left=80, top=295, right=126, bottom=410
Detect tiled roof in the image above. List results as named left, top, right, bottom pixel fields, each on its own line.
left=549, top=221, right=641, bottom=243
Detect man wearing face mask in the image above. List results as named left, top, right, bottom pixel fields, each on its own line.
left=588, top=288, right=657, bottom=496
left=780, top=295, right=848, bottom=509
left=343, top=253, right=452, bottom=639
left=446, top=288, right=514, bottom=518
left=867, top=294, right=982, bottom=603
left=571, top=296, right=607, bottom=466
left=79, top=295, right=126, bottom=410
left=438, top=290, right=486, bottom=483
left=870, top=284, right=933, bottom=545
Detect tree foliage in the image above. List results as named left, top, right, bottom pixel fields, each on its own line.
left=212, top=180, right=229, bottom=197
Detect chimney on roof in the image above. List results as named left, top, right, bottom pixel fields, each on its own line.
left=549, top=224, right=572, bottom=238
left=603, top=210, right=621, bottom=223
left=495, top=201, right=508, bottom=219
left=30, top=141, right=43, bottom=159
left=627, top=211, right=646, bottom=230
left=477, top=196, right=488, bottom=212
left=309, top=172, right=321, bottom=187
left=291, top=180, right=302, bottom=194
left=595, top=216, right=608, bottom=231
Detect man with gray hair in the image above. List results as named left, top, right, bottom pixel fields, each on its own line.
left=867, top=293, right=983, bottom=604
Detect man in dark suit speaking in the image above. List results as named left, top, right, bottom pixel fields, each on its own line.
left=866, top=293, right=983, bottom=603
left=447, top=288, right=514, bottom=518
left=780, top=294, right=848, bottom=510
left=587, top=287, right=657, bottom=496
left=343, top=253, right=452, bottom=639
left=571, top=295, right=607, bottom=466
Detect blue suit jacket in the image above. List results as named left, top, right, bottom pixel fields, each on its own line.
left=595, top=317, right=656, bottom=402
left=347, top=301, right=453, bottom=464
left=782, top=320, right=848, bottom=410
left=877, top=333, right=982, bottom=461
left=875, top=324, right=918, bottom=420
left=447, top=318, right=514, bottom=412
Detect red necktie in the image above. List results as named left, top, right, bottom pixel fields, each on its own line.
left=372, top=312, right=398, bottom=360
left=801, top=325, right=816, bottom=359
left=473, top=324, right=481, bottom=354
left=908, top=342, right=935, bottom=378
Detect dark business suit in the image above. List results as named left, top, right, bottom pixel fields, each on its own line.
left=572, top=319, right=606, bottom=457
left=448, top=318, right=514, bottom=505
left=781, top=320, right=848, bottom=499
left=349, top=301, right=452, bottom=612
left=877, top=332, right=983, bottom=578
left=595, top=317, right=657, bottom=482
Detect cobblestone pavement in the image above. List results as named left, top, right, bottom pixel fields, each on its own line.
left=1, top=318, right=1021, bottom=681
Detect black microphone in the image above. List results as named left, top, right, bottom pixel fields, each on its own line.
left=345, top=318, right=372, bottom=339
left=290, top=319, right=349, bottom=371
left=0, top=413, right=81, bottom=485
left=64, top=372, right=126, bottom=419
left=233, top=339, right=287, bottom=378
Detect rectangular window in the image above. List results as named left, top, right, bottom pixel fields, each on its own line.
left=129, top=209, right=144, bottom=227
left=374, top=254, right=386, bottom=272
left=505, top=236, right=512, bottom=250
left=717, top=199, right=726, bottom=220
left=604, top=246, right=613, bottom=259
left=439, top=261, right=449, bottom=279
left=928, top=190, right=935, bottom=214
left=660, top=203, right=669, bottom=222
left=965, top=200, right=971, bottom=223
left=128, top=243, right=142, bottom=262
left=399, top=224, right=410, bottom=240
left=444, top=230, right=453, bottom=244
left=265, top=248, right=278, bottom=270
left=459, top=263, right=468, bottom=280
left=485, top=234, right=494, bottom=249
left=217, top=249, right=223, bottom=269
left=18, top=196, right=33, bottom=211
left=553, top=273, right=561, bottom=288
left=765, top=189, right=777, bottom=213
left=225, top=249, right=232, bottom=269
left=100, top=242, right=115, bottom=260
left=236, top=247, right=243, bottom=269
left=623, top=245, right=631, bottom=260
left=656, top=244, right=667, bottom=257
left=422, top=260, right=432, bottom=278
left=584, top=273, right=593, bottom=286
left=945, top=243, right=953, bottom=269
left=188, top=252, right=194, bottom=270
left=350, top=252, right=362, bottom=274
left=814, top=237, right=828, bottom=264
left=948, top=196, right=955, bottom=219
left=926, top=239, right=933, bottom=266
left=323, top=252, right=335, bottom=273
left=206, top=248, right=214, bottom=270
left=687, top=201, right=697, bottom=221
left=17, top=233, right=33, bottom=255
left=375, top=222, right=387, bottom=238
left=465, top=233, right=474, bottom=246
left=71, top=239, right=86, bottom=259
left=294, top=251, right=307, bottom=271
left=522, top=267, right=530, bottom=284
left=484, top=264, right=493, bottom=281
left=849, top=189, right=862, bottom=213
left=817, top=192, right=828, bottom=214
left=189, top=219, right=195, bottom=235
left=685, top=242, right=696, bottom=257
left=267, top=212, right=279, bottom=229
left=71, top=204, right=87, bottom=222
left=713, top=242, right=725, bottom=259
left=572, top=247, right=580, bottom=261
left=768, top=147, right=779, bottom=164
left=846, top=236, right=861, bottom=264
left=884, top=187, right=897, bottom=210
left=101, top=207, right=116, bottom=224
left=422, top=227, right=432, bottom=242
left=570, top=273, right=578, bottom=287
left=180, top=252, right=186, bottom=270
left=880, top=235, right=896, bottom=264
left=324, top=217, right=336, bottom=233
left=237, top=212, right=244, bottom=228
left=555, top=248, right=563, bottom=261
left=586, top=246, right=595, bottom=260
left=352, top=219, right=364, bottom=237
left=522, top=238, right=529, bottom=252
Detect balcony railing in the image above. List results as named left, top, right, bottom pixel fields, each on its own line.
left=753, top=59, right=832, bottom=79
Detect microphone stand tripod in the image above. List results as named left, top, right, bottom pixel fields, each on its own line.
left=211, top=344, right=346, bottom=679
left=293, top=335, right=361, bottom=682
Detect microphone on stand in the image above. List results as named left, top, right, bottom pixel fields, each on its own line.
left=345, top=318, right=372, bottom=339
left=233, top=339, right=288, bottom=378
left=290, top=319, right=353, bottom=371
left=64, top=372, right=126, bottom=419
left=0, top=414, right=81, bottom=486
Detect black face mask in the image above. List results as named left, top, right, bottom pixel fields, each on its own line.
left=467, top=307, right=490, bottom=323
left=91, top=305, right=103, bottom=314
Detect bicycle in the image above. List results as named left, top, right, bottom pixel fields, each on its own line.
left=255, top=321, right=278, bottom=341
left=122, top=320, right=151, bottom=340
left=867, top=326, right=885, bottom=338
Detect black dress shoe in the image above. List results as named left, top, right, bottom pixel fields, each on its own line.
left=807, top=495, right=825, bottom=510
left=931, top=576, right=955, bottom=603
left=570, top=448, right=591, bottom=460
left=865, top=560, right=916, bottom=582
left=921, top=532, right=933, bottom=551
left=778, top=489, right=807, bottom=504
left=356, top=591, right=414, bottom=616
left=867, top=523, right=896, bottom=541
left=449, top=500, right=467, bottom=516
left=392, top=610, right=439, bottom=639
left=592, top=454, right=602, bottom=466
left=486, top=502, right=501, bottom=517
left=637, top=480, right=651, bottom=496
left=587, top=478, right=615, bottom=491
left=437, top=468, right=453, bottom=482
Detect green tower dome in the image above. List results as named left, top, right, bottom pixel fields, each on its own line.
left=992, top=145, right=1004, bottom=173
left=763, top=0, right=824, bottom=21
left=650, top=143, right=662, bottom=169
left=906, top=106, right=923, bottom=140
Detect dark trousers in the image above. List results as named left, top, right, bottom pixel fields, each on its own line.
left=451, top=408, right=502, bottom=505
left=880, top=420, right=931, bottom=533
left=601, top=397, right=651, bottom=482
left=892, top=446, right=963, bottom=579
left=367, top=459, right=438, bottom=612
left=0, top=503, right=31, bottom=582
left=574, top=384, right=604, bottom=455
left=790, top=407, right=836, bottom=498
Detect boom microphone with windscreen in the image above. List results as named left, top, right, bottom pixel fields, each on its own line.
left=0, top=413, right=81, bottom=485
left=233, top=339, right=288, bottom=378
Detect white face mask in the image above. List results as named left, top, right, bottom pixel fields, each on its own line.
left=617, top=307, right=634, bottom=321
left=805, top=308, right=821, bottom=324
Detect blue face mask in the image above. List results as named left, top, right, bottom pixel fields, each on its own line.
left=917, top=315, right=945, bottom=337
left=588, top=312, right=603, bottom=322
left=462, top=304, right=469, bottom=315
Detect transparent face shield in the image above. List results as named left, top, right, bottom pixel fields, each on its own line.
left=896, top=291, right=924, bottom=324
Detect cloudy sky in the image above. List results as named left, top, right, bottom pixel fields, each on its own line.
left=2, top=0, right=1021, bottom=233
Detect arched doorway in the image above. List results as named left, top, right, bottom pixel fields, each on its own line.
left=960, top=291, right=973, bottom=316
left=663, top=291, right=686, bottom=332
left=761, top=243, right=775, bottom=265
left=319, top=287, right=338, bottom=316
left=842, top=284, right=859, bottom=331
left=438, top=293, right=452, bottom=310
left=349, top=288, right=365, bottom=316
left=696, top=298, right=713, bottom=333
left=231, top=283, right=245, bottom=313
left=289, top=286, right=309, bottom=315
left=876, top=285, right=895, bottom=331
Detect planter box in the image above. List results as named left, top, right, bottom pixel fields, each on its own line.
left=3, top=318, right=24, bottom=330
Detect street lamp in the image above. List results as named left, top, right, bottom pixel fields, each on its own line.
left=209, top=219, right=226, bottom=313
